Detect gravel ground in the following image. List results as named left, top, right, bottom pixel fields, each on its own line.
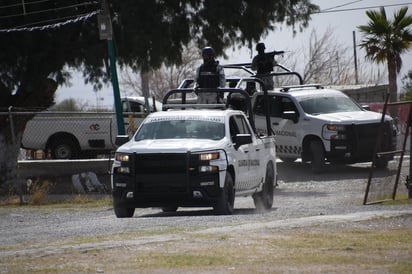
left=0, top=160, right=411, bottom=251
left=0, top=161, right=411, bottom=273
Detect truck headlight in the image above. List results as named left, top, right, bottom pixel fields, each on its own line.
left=199, top=152, right=220, bottom=161
left=115, top=153, right=130, bottom=162
left=323, top=124, right=346, bottom=140
left=326, top=124, right=345, bottom=131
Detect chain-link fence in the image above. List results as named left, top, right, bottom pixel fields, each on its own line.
left=365, top=102, right=412, bottom=204
left=0, top=109, right=146, bottom=160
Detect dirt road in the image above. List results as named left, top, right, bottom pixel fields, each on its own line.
left=1, top=161, right=411, bottom=273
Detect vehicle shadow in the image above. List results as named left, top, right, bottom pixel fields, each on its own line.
left=277, top=161, right=397, bottom=183
left=138, top=207, right=278, bottom=218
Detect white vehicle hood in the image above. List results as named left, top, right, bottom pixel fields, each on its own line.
left=312, top=110, right=386, bottom=124
left=117, top=138, right=227, bottom=154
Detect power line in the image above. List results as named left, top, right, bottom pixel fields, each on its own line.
left=322, top=0, right=365, bottom=12
left=0, top=1, right=98, bottom=19
left=0, top=10, right=98, bottom=32
left=317, top=2, right=412, bottom=14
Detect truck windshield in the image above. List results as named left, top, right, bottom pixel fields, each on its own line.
left=135, top=120, right=225, bottom=141
left=299, top=95, right=363, bottom=115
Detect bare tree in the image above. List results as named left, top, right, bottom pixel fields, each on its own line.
left=120, top=46, right=200, bottom=100
left=278, top=27, right=386, bottom=86
left=301, top=27, right=352, bottom=84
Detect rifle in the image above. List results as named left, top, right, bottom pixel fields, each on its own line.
left=266, top=50, right=285, bottom=57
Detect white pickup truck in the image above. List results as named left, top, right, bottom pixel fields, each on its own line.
left=21, top=97, right=162, bottom=159
left=252, top=84, right=397, bottom=173
left=111, top=88, right=277, bottom=217
left=223, top=63, right=397, bottom=173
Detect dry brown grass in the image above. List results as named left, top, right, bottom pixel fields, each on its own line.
left=1, top=215, right=411, bottom=274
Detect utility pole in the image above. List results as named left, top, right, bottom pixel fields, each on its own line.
left=352, top=31, right=359, bottom=85
left=98, top=0, right=125, bottom=135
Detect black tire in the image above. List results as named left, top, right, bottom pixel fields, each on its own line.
left=214, top=172, right=235, bottom=215
left=49, top=137, right=79, bottom=159
left=161, top=206, right=178, bottom=212
left=253, top=163, right=275, bottom=211
left=114, top=205, right=135, bottom=218
left=279, top=157, right=297, bottom=163
left=309, top=140, right=325, bottom=174
left=375, top=157, right=389, bottom=169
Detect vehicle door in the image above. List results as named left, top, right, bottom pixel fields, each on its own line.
left=229, top=115, right=261, bottom=191
left=253, top=94, right=301, bottom=158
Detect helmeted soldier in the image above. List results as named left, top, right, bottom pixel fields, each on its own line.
left=195, top=46, right=225, bottom=104
left=251, top=42, right=276, bottom=90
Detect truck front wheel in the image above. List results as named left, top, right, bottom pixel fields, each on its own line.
left=214, top=172, right=235, bottom=215
left=114, top=205, right=135, bottom=218
left=253, top=162, right=275, bottom=211
left=310, top=140, right=325, bottom=173
left=375, top=157, right=389, bottom=169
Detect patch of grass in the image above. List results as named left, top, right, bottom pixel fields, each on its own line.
left=0, top=194, right=113, bottom=209
left=27, top=180, right=51, bottom=205
left=383, top=193, right=412, bottom=205
left=60, top=194, right=113, bottom=207
left=4, top=225, right=411, bottom=273
left=134, top=253, right=229, bottom=268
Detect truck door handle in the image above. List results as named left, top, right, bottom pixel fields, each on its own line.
left=244, top=150, right=249, bottom=153
left=272, top=122, right=279, bottom=126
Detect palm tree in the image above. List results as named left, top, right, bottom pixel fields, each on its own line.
left=358, top=7, right=412, bottom=111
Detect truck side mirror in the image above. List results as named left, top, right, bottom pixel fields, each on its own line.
left=233, top=133, right=252, bottom=149
left=361, top=104, right=370, bottom=111
left=282, top=111, right=299, bottom=124
left=115, top=135, right=130, bottom=146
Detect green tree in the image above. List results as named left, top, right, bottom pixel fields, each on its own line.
left=401, top=69, right=412, bottom=101
left=0, top=0, right=318, bottom=188
left=358, top=7, right=412, bottom=110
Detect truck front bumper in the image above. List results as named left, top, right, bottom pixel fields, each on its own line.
left=327, top=122, right=396, bottom=163
left=112, top=151, right=227, bottom=208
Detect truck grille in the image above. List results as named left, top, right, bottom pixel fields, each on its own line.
left=133, top=153, right=194, bottom=193
left=135, top=153, right=188, bottom=174
left=346, top=122, right=392, bottom=158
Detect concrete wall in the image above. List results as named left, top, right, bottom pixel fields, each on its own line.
left=17, top=159, right=113, bottom=195
left=328, top=84, right=389, bottom=103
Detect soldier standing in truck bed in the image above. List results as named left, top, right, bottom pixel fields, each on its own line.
left=251, top=42, right=276, bottom=90
left=195, top=46, right=226, bottom=104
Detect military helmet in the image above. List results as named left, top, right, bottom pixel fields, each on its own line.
left=202, top=46, right=215, bottom=56
left=256, top=42, right=266, bottom=51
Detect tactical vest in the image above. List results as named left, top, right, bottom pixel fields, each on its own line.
left=197, top=61, right=220, bottom=88
left=254, top=54, right=274, bottom=74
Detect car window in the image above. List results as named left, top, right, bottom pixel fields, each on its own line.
left=254, top=95, right=297, bottom=118
left=129, top=101, right=144, bottom=112
left=135, top=119, right=225, bottom=141
left=299, top=95, right=362, bottom=115
left=229, top=115, right=251, bottom=142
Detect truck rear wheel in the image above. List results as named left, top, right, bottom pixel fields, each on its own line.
left=310, top=140, right=325, bottom=173
left=49, top=137, right=79, bottom=159
left=214, top=172, right=235, bottom=215
left=253, top=162, right=275, bottom=211
left=161, top=206, right=178, bottom=212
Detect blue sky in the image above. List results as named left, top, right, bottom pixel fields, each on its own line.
left=56, top=0, right=412, bottom=108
